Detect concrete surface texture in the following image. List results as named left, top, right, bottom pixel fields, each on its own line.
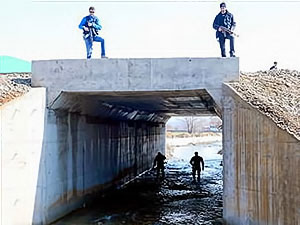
left=0, top=88, right=46, bottom=225
left=33, top=110, right=165, bottom=225
left=31, top=58, right=239, bottom=112
left=0, top=88, right=165, bottom=225
left=222, top=84, right=300, bottom=225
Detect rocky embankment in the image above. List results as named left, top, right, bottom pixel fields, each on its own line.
left=230, top=69, right=300, bottom=140
left=0, top=73, right=31, bottom=106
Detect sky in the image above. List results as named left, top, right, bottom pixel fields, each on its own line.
left=1, top=0, right=300, bottom=71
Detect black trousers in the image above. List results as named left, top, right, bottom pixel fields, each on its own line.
left=156, top=167, right=165, bottom=177
left=219, top=34, right=235, bottom=57
left=192, top=168, right=201, bottom=181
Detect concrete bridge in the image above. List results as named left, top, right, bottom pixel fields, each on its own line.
left=32, top=58, right=239, bottom=118
left=1, top=58, right=299, bottom=225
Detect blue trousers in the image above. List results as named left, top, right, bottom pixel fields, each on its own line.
left=84, top=36, right=105, bottom=59
left=218, top=34, right=235, bottom=57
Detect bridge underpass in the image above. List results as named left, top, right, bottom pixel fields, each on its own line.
left=49, top=89, right=222, bottom=225
left=28, top=58, right=238, bottom=224
left=3, top=58, right=231, bottom=224
left=3, top=58, right=298, bottom=225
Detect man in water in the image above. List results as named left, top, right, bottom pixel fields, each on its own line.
left=190, top=152, right=204, bottom=182
left=152, top=152, right=166, bottom=178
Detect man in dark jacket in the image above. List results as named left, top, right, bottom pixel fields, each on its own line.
left=152, top=152, right=166, bottom=178
left=79, top=6, right=106, bottom=59
left=190, top=152, right=204, bottom=182
left=213, top=2, right=236, bottom=57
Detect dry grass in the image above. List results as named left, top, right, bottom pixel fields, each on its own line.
left=166, top=132, right=221, bottom=138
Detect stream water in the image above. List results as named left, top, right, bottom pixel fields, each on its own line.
left=53, top=139, right=223, bottom=225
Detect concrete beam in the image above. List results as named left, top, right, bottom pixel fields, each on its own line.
left=50, top=89, right=218, bottom=122
left=32, top=58, right=239, bottom=111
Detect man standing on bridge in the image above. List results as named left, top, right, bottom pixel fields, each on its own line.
left=78, top=6, right=106, bottom=59
left=190, top=152, right=204, bottom=182
left=213, top=2, right=236, bottom=57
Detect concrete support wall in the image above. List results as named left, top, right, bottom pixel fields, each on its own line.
left=1, top=88, right=165, bottom=225
left=0, top=88, right=47, bottom=225
left=34, top=110, right=165, bottom=225
left=222, top=85, right=300, bottom=225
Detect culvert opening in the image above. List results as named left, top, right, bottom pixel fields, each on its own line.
left=52, top=115, right=223, bottom=225
left=51, top=88, right=224, bottom=225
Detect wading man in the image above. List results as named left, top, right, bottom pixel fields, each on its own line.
left=213, top=2, right=236, bottom=57
left=79, top=6, right=106, bottom=59
left=190, top=152, right=204, bottom=182
left=152, top=152, right=166, bottom=178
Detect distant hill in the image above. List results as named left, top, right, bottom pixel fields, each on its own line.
left=0, top=56, right=31, bottom=73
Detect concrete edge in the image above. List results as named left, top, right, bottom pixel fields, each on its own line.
left=32, top=57, right=240, bottom=63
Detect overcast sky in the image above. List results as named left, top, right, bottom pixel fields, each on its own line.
left=1, top=0, right=300, bottom=71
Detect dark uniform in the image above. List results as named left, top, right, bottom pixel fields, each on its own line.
left=213, top=3, right=236, bottom=57
left=153, top=152, right=166, bottom=177
left=190, top=152, right=204, bottom=181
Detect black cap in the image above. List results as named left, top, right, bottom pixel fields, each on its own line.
left=220, top=2, right=226, bottom=8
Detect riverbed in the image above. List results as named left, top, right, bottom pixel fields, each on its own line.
left=53, top=139, right=223, bottom=225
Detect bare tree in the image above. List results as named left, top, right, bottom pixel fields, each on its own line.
left=183, top=117, right=198, bottom=134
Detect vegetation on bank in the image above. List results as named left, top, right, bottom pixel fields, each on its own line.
left=166, top=131, right=221, bottom=139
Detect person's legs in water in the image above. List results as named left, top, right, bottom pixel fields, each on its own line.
left=192, top=168, right=196, bottom=181
left=197, top=169, right=201, bottom=182
left=93, top=36, right=106, bottom=57
left=161, top=167, right=165, bottom=178
left=156, top=167, right=164, bottom=178
left=218, top=35, right=226, bottom=57
left=84, top=38, right=93, bottom=59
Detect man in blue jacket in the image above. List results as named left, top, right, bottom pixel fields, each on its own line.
left=79, top=6, right=106, bottom=59
left=213, top=2, right=236, bottom=57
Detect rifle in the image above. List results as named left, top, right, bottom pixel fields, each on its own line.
left=219, top=26, right=239, bottom=37
left=83, top=20, right=98, bottom=42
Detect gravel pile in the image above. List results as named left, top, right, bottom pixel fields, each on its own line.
left=230, top=69, right=300, bottom=140
left=0, top=73, right=31, bottom=106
